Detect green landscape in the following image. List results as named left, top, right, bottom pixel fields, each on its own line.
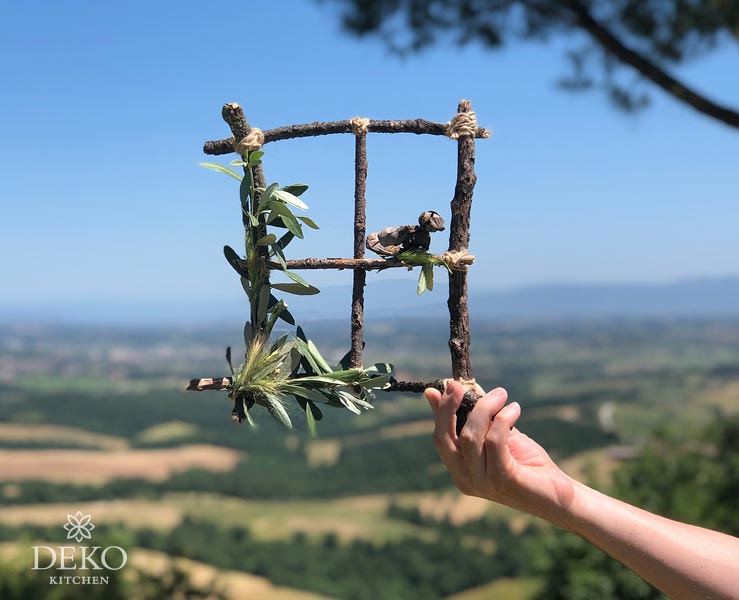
left=0, top=317, right=737, bottom=598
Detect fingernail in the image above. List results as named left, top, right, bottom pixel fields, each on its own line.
left=500, top=402, right=520, bottom=418
left=491, top=387, right=507, bottom=400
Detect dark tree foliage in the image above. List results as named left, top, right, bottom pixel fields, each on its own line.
left=532, top=414, right=739, bottom=600
left=323, top=0, right=739, bottom=128
left=613, top=413, right=739, bottom=537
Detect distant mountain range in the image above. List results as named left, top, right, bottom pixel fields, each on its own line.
left=298, top=276, right=739, bottom=321
left=470, top=277, right=739, bottom=320
left=3, top=276, right=739, bottom=324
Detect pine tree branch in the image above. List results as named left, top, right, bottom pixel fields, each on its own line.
left=564, top=0, right=739, bottom=129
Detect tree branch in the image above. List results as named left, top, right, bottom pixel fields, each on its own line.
left=204, top=118, right=490, bottom=155
left=447, top=100, right=477, bottom=382
left=564, top=0, right=739, bottom=129
left=261, top=255, right=473, bottom=271
left=350, top=129, right=368, bottom=369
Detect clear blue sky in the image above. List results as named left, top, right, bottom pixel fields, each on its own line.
left=1, top=1, right=738, bottom=321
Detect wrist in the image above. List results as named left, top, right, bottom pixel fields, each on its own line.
left=553, top=479, right=628, bottom=535
left=501, top=472, right=582, bottom=529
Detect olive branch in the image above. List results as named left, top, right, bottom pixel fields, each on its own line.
left=194, top=151, right=392, bottom=434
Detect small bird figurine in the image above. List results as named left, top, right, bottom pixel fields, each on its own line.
left=366, top=211, right=446, bottom=257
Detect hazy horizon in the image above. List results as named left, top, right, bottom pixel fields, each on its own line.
left=3, top=273, right=738, bottom=326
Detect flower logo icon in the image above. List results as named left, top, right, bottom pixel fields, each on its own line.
left=63, top=511, right=95, bottom=543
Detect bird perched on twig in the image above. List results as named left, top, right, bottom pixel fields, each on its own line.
left=366, top=211, right=445, bottom=257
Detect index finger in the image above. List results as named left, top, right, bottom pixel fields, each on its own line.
left=425, top=381, right=465, bottom=469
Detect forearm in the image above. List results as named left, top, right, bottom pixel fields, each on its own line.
left=557, top=480, right=739, bottom=600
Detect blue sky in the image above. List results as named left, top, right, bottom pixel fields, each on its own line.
left=1, top=1, right=738, bottom=321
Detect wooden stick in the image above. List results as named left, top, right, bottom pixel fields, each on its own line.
left=187, top=377, right=232, bottom=391
left=203, top=118, right=490, bottom=155
left=385, top=379, right=444, bottom=393
left=447, top=100, right=477, bottom=382
left=262, top=255, right=473, bottom=272
left=221, top=103, right=266, bottom=189
left=350, top=130, right=368, bottom=368
left=220, top=103, right=270, bottom=330
left=186, top=376, right=444, bottom=394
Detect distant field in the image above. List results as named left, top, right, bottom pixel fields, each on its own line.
left=1, top=320, right=737, bottom=599
left=0, top=423, right=129, bottom=450
left=446, top=577, right=542, bottom=600
left=0, top=444, right=239, bottom=484
left=135, top=420, right=201, bottom=444
left=0, top=499, right=182, bottom=529
left=171, top=492, right=437, bottom=543
left=0, top=544, right=330, bottom=600
left=0, top=491, right=516, bottom=543
left=132, top=548, right=330, bottom=600
left=304, top=419, right=436, bottom=467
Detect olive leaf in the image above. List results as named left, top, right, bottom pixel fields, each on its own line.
left=417, top=266, right=427, bottom=295
left=200, top=162, right=242, bottom=181
left=271, top=283, right=320, bottom=296
left=273, top=189, right=309, bottom=211
left=281, top=183, right=309, bottom=197
left=297, top=216, right=319, bottom=230
left=257, top=233, right=277, bottom=246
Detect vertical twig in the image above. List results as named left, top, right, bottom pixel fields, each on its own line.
left=221, top=103, right=267, bottom=190
left=221, top=103, right=270, bottom=333
left=350, top=130, right=368, bottom=368
left=447, top=100, right=477, bottom=382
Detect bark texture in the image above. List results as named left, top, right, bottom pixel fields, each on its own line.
left=447, top=100, right=476, bottom=382
left=350, top=132, right=368, bottom=368
left=204, top=118, right=490, bottom=155
left=447, top=100, right=479, bottom=429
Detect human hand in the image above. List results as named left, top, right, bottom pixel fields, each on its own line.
left=425, top=380, right=576, bottom=525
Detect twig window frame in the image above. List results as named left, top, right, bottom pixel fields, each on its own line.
left=203, top=100, right=489, bottom=389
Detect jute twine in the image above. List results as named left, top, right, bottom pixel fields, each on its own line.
left=441, top=250, right=475, bottom=270
left=349, top=116, right=370, bottom=135
left=441, top=378, right=482, bottom=394
left=446, top=110, right=491, bottom=139
left=235, top=128, right=265, bottom=154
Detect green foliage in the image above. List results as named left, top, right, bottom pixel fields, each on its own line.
left=395, top=249, right=450, bottom=295
left=613, top=415, right=739, bottom=537
left=202, top=150, right=394, bottom=430
left=83, top=517, right=531, bottom=600
left=532, top=415, right=739, bottom=600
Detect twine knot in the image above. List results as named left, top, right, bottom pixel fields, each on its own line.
left=235, top=128, right=265, bottom=154
left=349, top=116, right=370, bottom=136
left=446, top=110, right=491, bottom=140
left=441, top=250, right=475, bottom=270
left=440, top=377, right=482, bottom=395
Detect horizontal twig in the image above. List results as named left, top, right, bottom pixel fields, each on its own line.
left=261, top=255, right=473, bottom=272
left=186, top=376, right=444, bottom=394
left=187, top=377, right=232, bottom=391
left=266, top=257, right=406, bottom=271
left=385, top=379, right=444, bottom=393
left=203, top=119, right=490, bottom=155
